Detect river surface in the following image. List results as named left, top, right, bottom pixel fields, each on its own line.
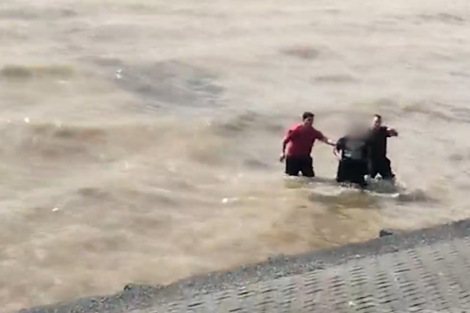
left=1, top=0, right=470, bottom=310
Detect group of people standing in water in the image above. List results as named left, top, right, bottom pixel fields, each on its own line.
left=280, top=111, right=398, bottom=188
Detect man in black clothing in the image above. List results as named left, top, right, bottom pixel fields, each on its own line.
left=334, top=125, right=371, bottom=189
left=366, top=114, right=398, bottom=180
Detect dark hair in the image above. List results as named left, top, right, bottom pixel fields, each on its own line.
left=374, top=114, right=382, bottom=119
left=302, top=111, right=314, bottom=120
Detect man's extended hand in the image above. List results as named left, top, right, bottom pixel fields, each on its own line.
left=388, top=128, right=398, bottom=137
left=322, top=137, right=336, bottom=146
left=279, top=152, right=286, bottom=163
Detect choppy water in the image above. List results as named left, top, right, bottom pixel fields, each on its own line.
left=1, top=0, right=470, bottom=310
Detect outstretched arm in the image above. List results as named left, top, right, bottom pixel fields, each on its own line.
left=386, top=127, right=398, bottom=137
left=322, top=137, right=336, bottom=146
left=319, top=132, right=336, bottom=146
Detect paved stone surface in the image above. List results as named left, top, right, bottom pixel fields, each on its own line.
left=15, top=218, right=470, bottom=313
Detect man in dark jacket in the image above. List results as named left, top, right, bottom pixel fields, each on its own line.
left=365, top=114, right=398, bottom=180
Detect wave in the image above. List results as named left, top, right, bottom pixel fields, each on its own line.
left=209, top=110, right=285, bottom=137
left=88, top=59, right=224, bottom=114
left=353, top=98, right=470, bottom=124
left=0, top=117, right=269, bottom=169
left=284, top=176, right=438, bottom=209
left=0, top=64, right=77, bottom=81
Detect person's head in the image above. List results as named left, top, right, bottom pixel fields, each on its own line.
left=372, top=114, right=382, bottom=129
left=302, top=111, right=314, bottom=126
left=347, top=122, right=366, bottom=138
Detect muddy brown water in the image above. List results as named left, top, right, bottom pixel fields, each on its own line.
left=1, top=0, right=470, bottom=310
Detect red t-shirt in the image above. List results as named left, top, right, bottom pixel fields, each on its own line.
left=284, top=123, right=325, bottom=157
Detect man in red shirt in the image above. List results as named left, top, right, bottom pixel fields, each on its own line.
left=280, top=111, right=336, bottom=177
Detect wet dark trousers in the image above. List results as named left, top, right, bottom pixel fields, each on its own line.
left=336, top=159, right=367, bottom=188
left=285, top=156, right=315, bottom=177
left=369, top=156, right=394, bottom=179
